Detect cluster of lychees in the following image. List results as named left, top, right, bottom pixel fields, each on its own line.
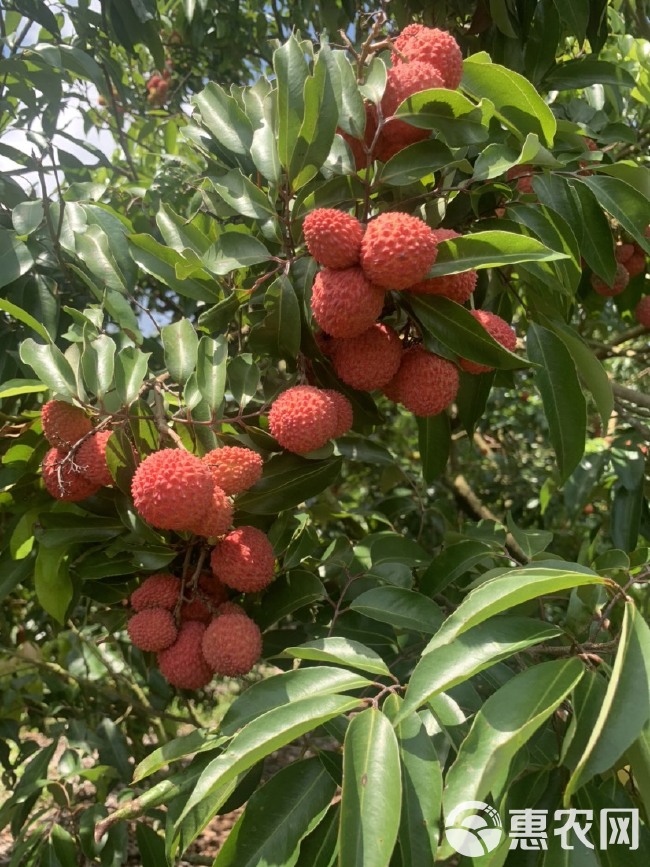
left=340, top=24, right=463, bottom=165
left=300, top=206, right=516, bottom=418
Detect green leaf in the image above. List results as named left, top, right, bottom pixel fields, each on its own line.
left=425, top=230, right=568, bottom=277
left=81, top=334, right=115, bottom=399
left=423, top=566, right=607, bottom=654
left=350, top=587, right=444, bottom=634
left=0, top=298, right=49, bottom=340
left=329, top=50, right=366, bottom=137
left=552, top=0, right=589, bottom=41
left=417, top=414, right=451, bottom=482
left=626, top=720, right=650, bottom=821
left=544, top=59, right=636, bottom=90
left=409, top=296, right=524, bottom=370
left=298, top=804, right=340, bottom=867
left=133, top=730, right=227, bottom=783
left=441, top=659, right=584, bottom=826
left=456, top=371, right=495, bottom=436
left=12, top=200, right=44, bottom=235
left=507, top=203, right=581, bottom=294
left=461, top=56, right=556, bottom=146
left=251, top=93, right=282, bottom=184
left=506, top=513, right=553, bottom=558
left=398, top=617, right=563, bottom=721
left=194, top=82, right=254, bottom=167
left=284, top=638, right=390, bottom=676
left=339, top=709, right=401, bottom=867
left=206, top=172, right=279, bottom=226
left=527, top=323, right=587, bottom=482
left=0, top=379, right=48, bottom=400
left=34, top=544, right=72, bottom=624
left=395, top=89, right=492, bottom=147
left=248, top=275, right=301, bottom=360
left=274, top=35, right=310, bottom=172
left=196, top=335, right=227, bottom=412
left=576, top=175, right=650, bottom=254
left=156, top=203, right=210, bottom=254
left=420, top=540, right=496, bottom=596
left=205, top=232, right=271, bottom=275
left=129, top=234, right=220, bottom=303
left=76, top=225, right=128, bottom=293
left=114, top=347, right=150, bottom=406
left=19, top=338, right=78, bottom=397
left=379, top=140, right=455, bottom=186
left=227, top=355, right=260, bottom=407
left=175, top=695, right=361, bottom=840
left=161, top=318, right=199, bottom=385
left=214, top=758, right=337, bottom=867
left=237, top=454, right=342, bottom=515
left=255, top=571, right=326, bottom=630
left=611, top=483, right=644, bottom=553
left=565, top=603, right=650, bottom=802
left=135, top=825, right=166, bottom=867
left=0, top=228, right=34, bottom=288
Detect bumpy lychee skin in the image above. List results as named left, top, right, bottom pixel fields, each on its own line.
left=392, top=25, right=463, bottom=89
left=202, top=447, right=263, bottom=495
left=332, top=324, right=402, bottom=391
left=127, top=608, right=177, bottom=652
left=460, top=310, right=517, bottom=375
left=76, top=431, right=113, bottom=486
left=636, top=295, right=650, bottom=327
left=385, top=346, right=459, bottom=416
left=189, top=485, right=233, bottom=538
left=591, top=264, right=630, bottom=297
left=180, top=597, right=212, bottom=624
left=507, top=164, right=535, bottom=196
left=201, top=613, right=262, bottom=676
left=311, top=267, right=385, bottom=338
left=131, top=573, right=181, bottom=612
left=198, top=571, right=230, bottom=606
left=268, top=385, right=339, bottom=454
left=380, top=62, right=444, bottom=149
left=323, top=390, right=354, bottom=438
left=210, top=526, right=275, bottom=593
left=360, top=212, right=438, bottom=289
left=409, top=228, right=478, bottom=302
left=216, top=601, right=247, bottom=618
left=131, top=448, right=214, bottom=531
left=625, top=247, right=646, bottom=278
left=157, top=621, right=213, bottom=690
left=616, top=243, right=635, bottom=265
left=42, top=447, right=100, bottom=502
left=303, top=209, right=364, bottom=270
left=41, top=400, right=92, bottom=449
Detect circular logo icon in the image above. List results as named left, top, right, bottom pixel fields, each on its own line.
left=445, top=800, right=504, bottom=857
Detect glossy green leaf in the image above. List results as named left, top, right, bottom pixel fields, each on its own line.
left=81, top=333, right=115, bottom=399
left=417, top=414, right=451, bottom=482
left=114, top=347, right=150, bottom=406
left=0, top=298, right=49, bottom=340
left=135, top=825, right=166, bottom=867
left=274, top=35, right=310, bottom=172
left=34, top=544, right=72, bottom=624
left=76, top=225, right=128, bottom=293
left=298, top=804, right=340, bottom=867
left=420, top=540, right=496, bottom=596
left=329, top=50, right=366, bottom=137
left=227, top=354, right=260, bottom=407
left=12, top=200, right=44, bottom=235
left=0, top=228, right=34, bottom=288
left=161, top=318, right=199, bottom=385
left=626, top=720, right=650, bottom=821
left=194, top=82, right=254, bottom=164
left=248, top=275, right=301, bottom=360
left=196, top=335, right=227, bottom=411
left=205, top=232, right=271, bottom=275
left=214, top=758, right=336, bottom=867
left=395, top=88, right=492, bottom=146
left=129, top=234, right=220, bottom=302
left=350, top=587, right=444, bottom=634
left=0, top=378, right=48, bottom=400
left=425, top=230, right=568, bottom=277
left=379, top=140, right=455, bottom=186
left=19, top=338, right=78, bottom=397
left=544, top=58, right=635, bottom=90
left=237, top=454, right=342, bottom=514
left=339, top=709, right=401, bottom=867
left=133, top=730, right=227, bottom=783
left=255, top=570, right=326, bottom=630
left=284, top=638, right=390, bottom=676
left=399, top=617, right=563, bottom=721
left=576, top=175, right=650, bottom=253
left=527, top=323, right=586, bottom=482
left=156, top=203, right=210, bottom=255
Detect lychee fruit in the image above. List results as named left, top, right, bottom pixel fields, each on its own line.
left=625, top=245, right=646, bottom=278
left=616, top=243, right=635, bottom=265
left=198, top=571, right=230, bottom=606
left=180, top=597, right=212, bottom=623
left=268, top=385, right=340, bottom=453
left=459, top=310, right=517, bottom=374
left=322, top=390, right=354, bottom=438
left=76, top=430, right=113, bottom=486
left=303, top=209, right=364, bottom=270
left=636, top=296, right=650, bottom=327
left=332, top=324, right=402, bottom=391
left=379, top=62, right=444, bottom=150
left=157, top=621, right=213, bottom=689
left=409, top=228, right=477, bottom=302
left=360, top=212, right=438, bottom=289
left=507, top=165, right=535, bottom=196
left=42, top=447, right=100, bottom=502
left=127, top=608, right=177, bottom=652
left=131, top=448, right=214, bottom=531
left=392, top=25, right=463, bottom=90
left=591, top=264, right=630, bottom=297
left=189, top=485, right=233, bottom=538
left=202, top=447, right=263, bottom=495
left=384, top=345, right=459, bottom=416
left=215, top=601, right=247, bottom=617
left=41, top=401, right=92, bottom=449
left=311, top=267, right=385, bottom=338
left=130, top=573, right=181, bottom=612
left=210, top=526, right=275, bottom=593
left=201, top=612, right=262, bottom=676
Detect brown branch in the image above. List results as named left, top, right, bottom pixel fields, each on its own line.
left=612, top=382, right=650, bottom=411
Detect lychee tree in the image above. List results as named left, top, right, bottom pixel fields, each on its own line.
left=1, top=2, right=650, bottom=865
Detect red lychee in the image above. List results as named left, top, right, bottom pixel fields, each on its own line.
left=507, top=165, right=535, bottom=196
left=131, top=448, right=214, bottom=531
left=268, top=385, right=340, bottom=453
left=332, top=324, right=402, bottom=391
left=127, top=608, right=177, bottom=652
left=157, top=621, right=213, bottom=689
left=392, top=25, right=463, bottom=89
left=379, top=62, right=444, bottom=150
left=42, top=447, right=100, bottom=502
left=201, top=612, right=262, bottom=676
left=202, top=447, right=263, bottom=495
left=459, top=310, right=517, bottom=374
left=384, top=345, right=459, bottom=416
left=616, top=243, right=635, bottom=265
left=130, top=573, right=181, bottom=612
left=409, top=228, right=478, bottom=302
left=311, top=267, right=385, bottom=338
left=180, top=597, right=212, bottom=623
left=41, top=401, right=92, bottom=449
left=189, top=485, right=233, bottom=538
left=322, top=390, right=354, bottom=438
left=360, top=212, right=438, bottom=289
left=198, top=571, right=230, bottom=606
left=76, top=430, right=113, bottom=486
left=210, top=526, right=275, bottom=593
left=303, top=209, right=364, bottom=270
left=625, top=246, right=646, bottom=278
left=636, top=295, right=650, bottom=327
left=591, top=264, right=630, bottom=297
left=216, top=601, right=246, bottom=617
